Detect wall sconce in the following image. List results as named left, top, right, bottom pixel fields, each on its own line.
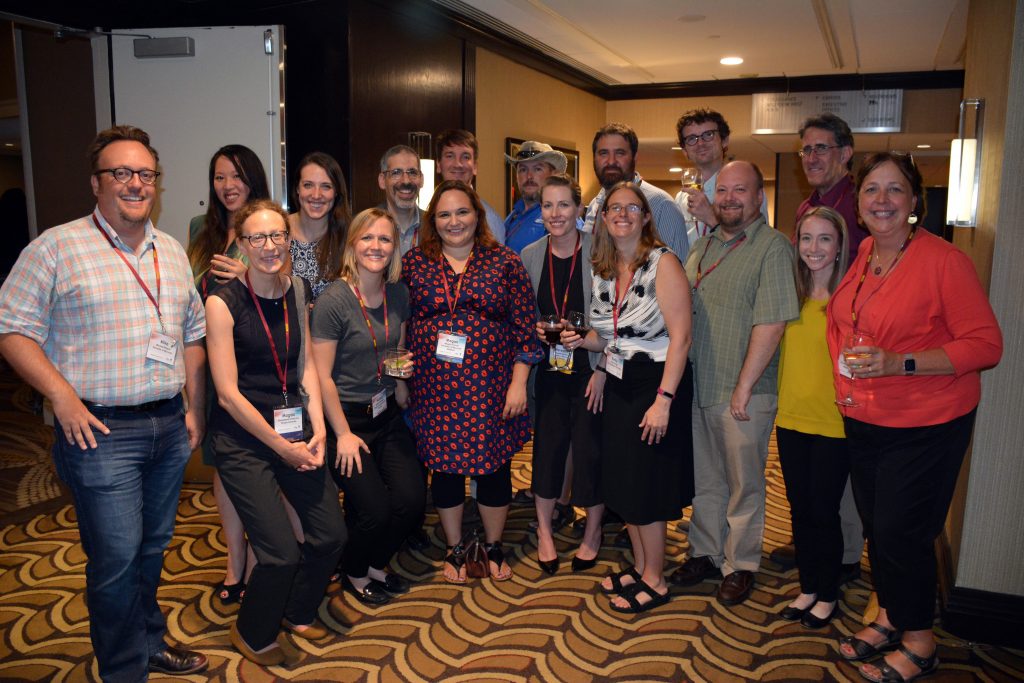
left=408, top=132, right=434, bottom=210
left=946, top=98, right=984, bottom=227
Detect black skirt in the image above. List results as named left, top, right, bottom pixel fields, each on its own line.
left=601, top=359, right=694, bottom=525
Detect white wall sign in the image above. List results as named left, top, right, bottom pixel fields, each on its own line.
left=752, top=90, right=903, bottom=134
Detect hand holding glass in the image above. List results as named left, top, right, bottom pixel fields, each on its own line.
left=680, top=168, right=702, bottom=191
left=383, top=347, right=413, bottom=378
left=837, top=331, right=875, bottom=407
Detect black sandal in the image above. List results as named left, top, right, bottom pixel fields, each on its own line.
left=840, top=621, right=903, bottom=661
left=483, top=541, right=513, bottom=581
left=609, top=579, right=671, bottom=614
left=443, top=544, right=467, bottom=585
left=217, top=580, right=245, bottom=605
left=601, top=567, right=642, bottom=595
left=859, top=645, right=939, bottom=682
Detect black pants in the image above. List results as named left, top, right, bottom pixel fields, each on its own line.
left=844, top=409, right=976, bottom=631
left=214, top=431, right=346, bottom=650
left=328, top=400, right=426, bottom=578
left=776, top=427, right=850, bottom=602
left=432, top=461, right=512, bottom=508
left=532, top=368, right=602, bottom=505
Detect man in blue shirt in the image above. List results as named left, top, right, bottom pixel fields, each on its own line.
left=503, top=141, right=567, bottom=254
left=436, top=129, right=506, bottom=244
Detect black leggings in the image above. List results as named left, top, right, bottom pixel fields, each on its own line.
left=431, top=461, right=512, bottom=508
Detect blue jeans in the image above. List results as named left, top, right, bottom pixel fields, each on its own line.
left=53, top=396, right=191, bottom=683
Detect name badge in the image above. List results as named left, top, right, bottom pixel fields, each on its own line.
left=549, top=344, right=573, bottom=373
left=371, top=388, right=387, bottom=419
left=273, top=406, right=304, bottom=441
left=606, top=351, right=625, bottom=379
left=146, top=332, right=178, bottom=366
left=436, top=331, right=468, bottom=364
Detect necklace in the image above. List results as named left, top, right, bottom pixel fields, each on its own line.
left=871, top=226, right=916, bottom=276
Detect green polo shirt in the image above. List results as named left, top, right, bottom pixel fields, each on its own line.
left=684, top=217, right=799, bottom=408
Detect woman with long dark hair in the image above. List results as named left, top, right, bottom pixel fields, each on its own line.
left=186, top=145, right=270, bottom=604
left=287, top=151, right=352, bottom=299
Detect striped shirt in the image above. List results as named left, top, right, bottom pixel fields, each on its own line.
left=0, top=209, right=206, bottom=405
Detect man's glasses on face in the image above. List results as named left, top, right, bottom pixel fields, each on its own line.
left=683, top=130, right=719, bottom=146
left=95, top=167, right=161, bottom=185
left=385, top=168, right=422, bottom=180
left=798, top=144, right=841, bottom=158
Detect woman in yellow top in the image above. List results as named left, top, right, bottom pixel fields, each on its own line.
left=775, top=206, right=850, bottom=629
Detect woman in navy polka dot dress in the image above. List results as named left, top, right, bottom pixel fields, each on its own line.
left=402, top=180, right=543, bottom=583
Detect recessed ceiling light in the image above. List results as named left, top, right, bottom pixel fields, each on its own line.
left=669, top=167, right=683, bottom=173
left=916, top=144, right=931, bottom=149
left=720, top=56, right=743, bottom=66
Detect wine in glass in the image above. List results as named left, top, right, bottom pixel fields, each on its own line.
left=681, top=168, right=702, bottom=191
left=555, top=311, right=590, bottom=374
left=836, top=331, right=875, bottom=407
left=540, top=314, right=565, bottom=372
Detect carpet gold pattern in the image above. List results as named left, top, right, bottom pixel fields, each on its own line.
left=1, top=375, right=1022, bottom=681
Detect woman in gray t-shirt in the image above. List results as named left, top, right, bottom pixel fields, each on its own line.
left=311, top=207, right=425, bottom=605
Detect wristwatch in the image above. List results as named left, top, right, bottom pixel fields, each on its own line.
left=903, top=354, right=916, bottom=376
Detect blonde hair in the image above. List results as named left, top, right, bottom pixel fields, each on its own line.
left=793, top=206, right=849, bottom=306
left=337, top=208, right=402, bottom=284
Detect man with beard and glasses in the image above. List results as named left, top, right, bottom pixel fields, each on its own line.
left=436, top=129, right=506, bottom=245
left=378, top=144, right=425, bottom=255
left=0, top=125, right=208, bottom=681
left=670, top=161, right=798, bottom=607
left=503, top=141, right=570, bottom=255
left=582, top=122, right=688, bottom=261
left=674, top=108, right=768, bottom=248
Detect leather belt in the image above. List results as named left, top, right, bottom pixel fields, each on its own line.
left=82, top=398, right=174, bottom=413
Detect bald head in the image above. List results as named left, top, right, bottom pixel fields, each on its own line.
left=714, top=161, right=765, bottom=236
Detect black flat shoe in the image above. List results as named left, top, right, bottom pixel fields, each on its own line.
left=405, top=528, right=431, bottom=552
left=538, top=557, right=560, bottom=575
left=571, top=555, right=597, bottom=572
left=840, top=622, right=903, bottom=661
left=148, top=646, right=208, bottom=675
left=801, top=602, right=838, bottom=629
left=371, top=572, right=411, bottom=594
left=780, top=604, right=810, bottom=621
left=341, top=575, right=391, bottom=605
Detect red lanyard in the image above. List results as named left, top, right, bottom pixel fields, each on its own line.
left=611, top=266, right=640, bottom=347
left=244, top=272, right=291, bottom=405
left=440, top=251, right=473, bottom=322
left=353, top=284, right=389, bottom=382
left=849, top=227, right=916, bottom=330
left=693, top=233, right=747, bottom=289
left=92, top=213, right=163, bottom=328
left=546, top=233, right=581, bottom=319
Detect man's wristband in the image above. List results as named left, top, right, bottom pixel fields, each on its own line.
left=656, top=387, right=674, bottom=400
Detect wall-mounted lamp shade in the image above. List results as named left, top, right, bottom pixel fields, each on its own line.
left=946, top=99, right=984, bottom=227
left=419, top=159, right=435, bottom=211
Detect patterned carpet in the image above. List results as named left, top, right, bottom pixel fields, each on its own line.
left=1, top=369, right=1023, bottom=681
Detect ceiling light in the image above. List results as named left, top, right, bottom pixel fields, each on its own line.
left=916, top=144, right=931, bottom=149
left=669, top=167, right=683, bottom=173
left=720, top=56, right=743, bottom=66
left=671, top=146, right=682, bottom=151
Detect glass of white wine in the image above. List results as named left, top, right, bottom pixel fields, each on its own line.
left=681, top=168, right=702, bottom=191
left=837, top=331, right=875, bottom=407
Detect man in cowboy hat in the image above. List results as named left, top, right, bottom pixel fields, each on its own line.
left=503, top=140, right=568, bottom=254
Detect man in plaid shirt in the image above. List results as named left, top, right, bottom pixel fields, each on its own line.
left=0, top=125, right=208, bottom=681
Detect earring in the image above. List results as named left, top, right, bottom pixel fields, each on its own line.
left=908, top=213, right=918, bottom=225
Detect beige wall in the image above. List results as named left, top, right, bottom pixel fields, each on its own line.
left=475, top=48, right=606, bottom=214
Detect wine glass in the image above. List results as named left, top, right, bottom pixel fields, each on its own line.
left=557, top=311, right=590, bottom=375
left=680, top=168, right=702, bottom=191
left=836, top=331, right=876, bottom=407
left=540, top=314, right=564, bottom=372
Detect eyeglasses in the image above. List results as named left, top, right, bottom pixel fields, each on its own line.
left=384, top=168, right=422, bottom=180
left=682, top=130, right=719, bottom=146
left=604, top=203, right=643, bottom=215
left=798, top=144, right=841, bottom=158
left=239, top=231, right=290, bottom=247
left=95, top=167, right=161, bottom=185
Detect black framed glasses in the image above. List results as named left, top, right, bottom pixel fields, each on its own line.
left=683, top=130, right=719, bottom=146
left=798, top=144, right=841, bottom=158
left=95, top=167, right=161, bottom=185
left=239, top=231, right=290, bottom=247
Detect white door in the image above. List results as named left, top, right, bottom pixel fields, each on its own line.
left=94, top=25, right=285, bottom=247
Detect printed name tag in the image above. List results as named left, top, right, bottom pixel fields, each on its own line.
left=837, top=352, right=853, bottom=379
left=371, top=389, right=387, bottom=419
left=274, top=406, right=304, bottom=441
left=549, top=344, right=573, bottom=373
left=606, top=351, right=625, bottom=379
left=436, top=331, right=468, bottom=364
left=146, top=332, right=178, bottom=366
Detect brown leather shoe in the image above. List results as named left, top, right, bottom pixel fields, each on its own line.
left=717, top=570, right=755, bottom=605
left=668, top=555, right=719, bottom=586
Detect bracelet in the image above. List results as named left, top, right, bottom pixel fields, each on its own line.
left=656, top=387, right=674, bottom=400
left=594, top=365, right=607, bottom=374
